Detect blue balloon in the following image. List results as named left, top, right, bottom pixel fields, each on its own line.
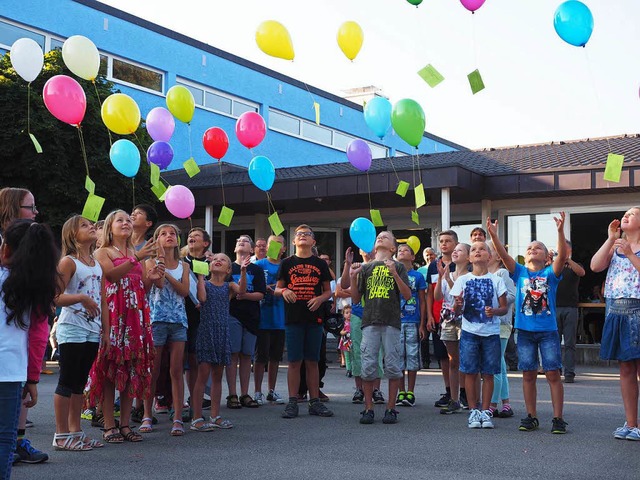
left=349, top=217, right=376, bottom=254
left=363, top=97, right=392, bottom=139
left=554, top=1, right=593, bottom=47
left=248, top=155, right=275, bottom=191
left=109, top=139, right=140, bottom=178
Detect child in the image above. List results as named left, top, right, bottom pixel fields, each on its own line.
left=190, top=254, right=247, bottom=431
left=395, top=244, right=427, bottom=407
left=53, top=215, right=108, bottom=451
left=339, top=305, right=353, bottom=377
left=143, top=224, right=190, bottom=436
left=487, top=213, right=569, bottom=434
left=451, top=241, right=507, bottom=429
left=350, top=231, right=411, bottom=424
left=591, top=207, right=640, bottom=440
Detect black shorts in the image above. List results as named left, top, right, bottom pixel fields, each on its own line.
left=255, top=329, right=285, bottom=364
left=186, top=316, right=200, bottom=354
left=432, top=330, right=448, bottom=360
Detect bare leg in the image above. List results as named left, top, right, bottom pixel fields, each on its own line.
left=481, top=374, right=494, bottom=411
left=407, top=370, right=418, bottom=393
left=144, top=346, right=164, bottom=422
left=444, top=341, right=459, bottom=401
left=362, top=379, right=375, bottom=410
left=119, top=391, right=133, bottom=428
left=305, top=360, right=320, bottom=399
left=440, top=357, right=451, bottom=388
left=254, top=361, right=266, bottom=394
left=169, top=342, right=186, bottom=418
left=522, top=370, right=538, bottom=417
left=53, top=393, right=70, bottom=434
left=465, top=373, right=479, bottom=408
left=192, top=362, right=211, bottom=421
left=226, top=353, right=239, bottom=397
left=102, top=379, right=116, bottom=429
left=287, top=361, right=302, bottom=398
left=267, top=360, right=280, bottom=392
left=388, top=378, right=402, bottom=409
left=620, top=360, right=640, bottom=426
left=546, top=369, right=564, bottom=418
left=238, top=354, right=252, bottom=397
left=210, top=366, right=224, bottom=418
left=187, top=352, right=198, bottom=400
left=68, top=394, right=84, bottom=433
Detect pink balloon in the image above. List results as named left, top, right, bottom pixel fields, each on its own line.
left=146, top=107, right=175, bottom=142
left=42, top=75, right=86, bottom=126
left=235, top=112, right=266, bottom=149
left=460, top=0, right=486, bottom=12
left=164, top=185, right=195, bottom=219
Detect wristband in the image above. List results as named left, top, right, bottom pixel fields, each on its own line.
left=133, top=253, right=141, bottom=262
left=26, top=379, right=38, bottom=385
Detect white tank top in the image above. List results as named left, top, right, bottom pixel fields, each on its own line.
left=57, top=256, right=103, bottom=334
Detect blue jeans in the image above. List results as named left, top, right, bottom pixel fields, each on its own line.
left=0, top=382, right=21, bottom=480
left=459, top=330, right=501, bottom=375
left=517, top=329, right=563, bottom=371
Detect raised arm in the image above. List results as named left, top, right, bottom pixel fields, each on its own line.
left=591, top=219, right=620, bottom=272
left=95, top=248, right=137, bottom=284
left=340, top=247, right=354, bottom=289
left=487, top=217, right=516, bottom=273
left=552, top=212, right=568, bottom=277
left=349, top=262, right=363, bottom=305
left=197, top=275, right=207, bottom=304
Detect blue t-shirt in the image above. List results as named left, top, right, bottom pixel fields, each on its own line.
left=255, top=259, right=285, bottom=330
left=510, top=263, right=562, bottom=332
left=401, top=269, right=427, bottom=324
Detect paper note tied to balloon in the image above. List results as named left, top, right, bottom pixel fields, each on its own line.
left=151, top=182, right=167, bottom=200
left=603, top=154, right=624, bottom=183
left=218, top=206, right=234, bottom=227
left=417, top=64, right=444, bottom=88
left=414, top=183, right=426, bottom=209
left=411, top=210, right=420, bottom=225
left=396, top=180, right=410, bottom=198
left=150, top=162, right=160, bottom=186
left=267, top=240, right=283, bottom=260
left=269, top=212, right=285, bottom=235
left=82, top=193, right=105, bottom=222
left=370, top=209, right=384, bottom=227
left=313, top=102, right=320, bottom=125
left=30, top=134, right=42, bottom=153
left=84, top=176, right=95, bottom=195
left=183, top=157, right=200, bottom=178
left=192, top=259, right=209, bottom=276
left=468, top=69, right=485, bottom=95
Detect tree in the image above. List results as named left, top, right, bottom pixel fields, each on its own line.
left=0, top=49, right=157, bottom=229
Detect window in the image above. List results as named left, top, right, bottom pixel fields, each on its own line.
left=176, top=79, right=258, bottom=118
left=233, top=100, right=256, bottom=117
left=396, top=151, right=411, bottom=157
left=333, top=132, right=352, bottom=150
left=0, top=20, right=45, bottom=49
left=205, top=91, right=231, bottom=114
left=303, top=121, right=332, bottom=144
left=506, top=214, right=558, bottom=262
left=270, top=110, right=301, bottom=135
left=369, top=144, right=388, bottom=159
left=183, top=83, right=204, bottom=106
left=112, top=58, right=162, bottom=92
left=49, top=38, right=63, bottom=51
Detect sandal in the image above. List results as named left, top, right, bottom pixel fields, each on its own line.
left=102, top=427, right=123, bottom=444
left=119, top=425, right=143, bottom=442
left=226, top=394, right=242, bottom=409
left=170, top=420, right=185, bottom=436
left=239, top=394, right=260, bottom=408
left=139, top=418, right=153, bottom=433
left=210, top=415, right=233, bottom=429
left=52, top=432, right=92, bottom=451
left=71, top=431, right=104, bottom=448
left=91, top=412, right=119, bottom=429
left=190, top=417, right=215, bottom=432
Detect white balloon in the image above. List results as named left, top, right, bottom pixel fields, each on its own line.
left=62, top=35, right=100, bottom=81
left=10, top=38, right=44, bottom=82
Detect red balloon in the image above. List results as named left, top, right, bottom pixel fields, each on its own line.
left=235, top=112, right=266, bottom=149
left=202, top=127, right=229, bottom=160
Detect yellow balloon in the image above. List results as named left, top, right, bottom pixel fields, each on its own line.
left=256, top=20, right=295, bottom=61
left=101, top=93, right=140, bottom=135
left=407, top=236, right=421, bottom=255
left=62, top=35, right=100, bottom=81
left=337, top=21, right=364, bottom=61
left=166, top=85, right=195, bottom=124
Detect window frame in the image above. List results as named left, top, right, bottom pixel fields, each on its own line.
left=176, top=77, right=259, bottom=120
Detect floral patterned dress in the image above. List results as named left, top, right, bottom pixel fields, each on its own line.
left=87, top=257, right=154, bottom=403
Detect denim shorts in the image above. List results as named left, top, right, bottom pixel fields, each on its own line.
left=400, top=323, right=421, bottom=371
left=229, top=316, right=257, bottom=356
left=361, top=325, right=402, bottom=381
left=459, top=330, right=501, bottom=375
left=517, top=329, right=562, bottom=372
left=600, top=298, right=640, bottom=362
left=151, top=321, right=188, bottom=347
left=285, top=323, right=324, bottom=362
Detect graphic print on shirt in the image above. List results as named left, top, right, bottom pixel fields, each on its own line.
left=233, top=272, right=255, bottom=292
left=366, top=265, right=395, bottom=300
left=401, top=273, right=417, bottom=319
left=286, top=263, right=322, bottom=301
left=462, top=277, right=495, bottom=324
left=520, top=276, right=550, bottom=316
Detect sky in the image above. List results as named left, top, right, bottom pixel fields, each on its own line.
left=98, top=0, right=640, bottom=150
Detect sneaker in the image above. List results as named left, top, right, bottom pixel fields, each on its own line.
left=480, top=410, right=494, bottom=429
left=12, top=452, right=20, bottom=465
left=318, top=390, right=330, bottom=402
left=468, top=409, right=482, bottom=429
left=459, top=390, right=469, bottom=409
left=360, top=409, right=375, bottom=424
left=308, top=400, right=334, bottom=417
left=25, top=419, right=34, bottom=428
left=202, top=398, right=212, bottom=410
left=154, top=397, right=169, bottom=414
left=81, top=408, right=95, bottom=420
left=440, top=399, right=462, bottom=415
left=402, top=391, right=416, bottom=407
left=15, top=438, right=48, bottom=464
left=346, top=370, right=353, bottom=378
left=564, top=375, right=575, bottom=384
left=498, top=405, right=514, bottom=418
left=383, top=408, right=399, bottom=424
left=614, top=422, right=634, bottom=439
left=626, top=427, right=640, bottom=441
left=396, top=391, right=406, bottom=406
left=281, top=400, right=299, bottom=419
left=551, top=417, right=568, bottom=434
left=267, top=390, right=286, bottom=404
left=519, top=414, right=540, bottom=432
left=372, top=389, right=385, bottom=404
left=352, top=388, right=365, bottom=404
left=434, top=393, right=451, bottom=408
left=254, top=391, right=265, bottom=405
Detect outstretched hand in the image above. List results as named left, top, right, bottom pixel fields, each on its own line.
left=350, top=262, right=363, bottom=276
left=553, top=211, right=566, bottom=232
left=486, top=217, right=498, bottom=238
left=344, top=247, right=354, bottom=265
left=608, top=219, right=621, bottom=241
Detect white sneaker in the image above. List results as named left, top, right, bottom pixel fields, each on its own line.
left=254, top=392, right=265, bottom=405
left=267, top=389, right=285, bottom=404
left=468, top=409, right=482, bottom=429
left=480, top=410, right=494, bottom=429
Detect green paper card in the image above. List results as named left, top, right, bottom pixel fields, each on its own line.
left=218, top=206, right=234, bottom=227
left=370, top=209, right=384, bottom=227
left=414, top=183, right=426, bottom=209
left=150, top=163, right=160, bottom=186
left=151, top=183, right=167, bottom=200
left=396, top=180, right=410, bottom=197
left=192, top=259, right=209, bottom=275
left=267, top=240, right=283, bottom=260
left=468, top=69, right=485, bottom=95
left=81, top=193, right=105, bottom=222
left=183, top=157, right=200, bottom=178
left=411, top=210, right=420, bottom=225
left=29, top=133, right=42, bottom=153
left=269, top=212, right=285, bottom=235
left=159, top=187, right=168, bottom=202
left=603, top=153, right=624, bottom=183
left=85, top=176, right=95, bottom=195
left=417, top=64, right=444, bottom=88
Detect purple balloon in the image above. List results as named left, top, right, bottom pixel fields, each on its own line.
left=346, top=139, right=372, bottom=172
left=147, top=141, right=174, bottom=170
left=146, top=107, right=175, bottom=142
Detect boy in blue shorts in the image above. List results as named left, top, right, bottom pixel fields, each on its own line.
left=487, top=213, right=569, bottom=434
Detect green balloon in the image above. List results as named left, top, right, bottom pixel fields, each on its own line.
left=391, top=99, right=425, bottom=148
left=406, top=0, right=423, bottom=5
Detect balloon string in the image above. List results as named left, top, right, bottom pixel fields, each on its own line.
left=302, top=82, right=317, bottom=113
left=471, top=11, right=479, bottom=68
left=415, top=149, right=423, bottom=185
left=583, top=48, right=611, bottom=153
left=267, top=191, right=277, bottom=214
left=189, top=216, right=193, bottom=230
left=92, top=80, right=113, bottom=146
left=188, top=123, right=194, bottom=159
left=132, top=178, right=136, bottom=210
left=366, top=171, right=372, bottom=211
left=27, top=82, right=31, bottom=136
left=77, top=127, right=90, bottom=178
left=218, top=161, right=226, bottom=205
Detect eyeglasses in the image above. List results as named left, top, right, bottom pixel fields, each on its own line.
left=295, top=232, right=314, bottom=238
left=20, top=205, right=37, bottom=213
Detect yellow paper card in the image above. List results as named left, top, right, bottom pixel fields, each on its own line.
left=150, top=163, right=160, bottom=186
left=151, top=183, right=167, bottom=200
left=81, top=193, right=105, bottom=222
left=192, top=259, right=209, bottom=275
left=29, top=133, right=42, bottom=153
left=267, top=240, right=283, bottom=260
left=603, top=153, right=624, bottom=183
left=411, top=210, right=420, bottom=225
left=218, top=206, right=234, bottom=227
left=183, top=157, right=200, bottom=178
left=313, top=102, right=320, bottom=125
left=268, top=212, right=285, bottom=235
left=370, top=209, right=384, bottom=227
left=414, top=183, right=426, bottom=209
left=396, top=180, right=410, bottom=197
left=85, top=176, right=95, bottom=195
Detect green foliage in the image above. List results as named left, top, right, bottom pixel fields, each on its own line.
left=0, top=49, right=157, bottom=229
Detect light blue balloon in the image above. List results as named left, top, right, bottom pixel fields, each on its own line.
left=248, top=155, right=275, bottom=191
left=349, top=217, right=376, bottom=254
left=554, top=1, right=593, bottom=47
left=363, top=97, right=392, bottom=139
left=109, top=139, right=140, bottom=178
